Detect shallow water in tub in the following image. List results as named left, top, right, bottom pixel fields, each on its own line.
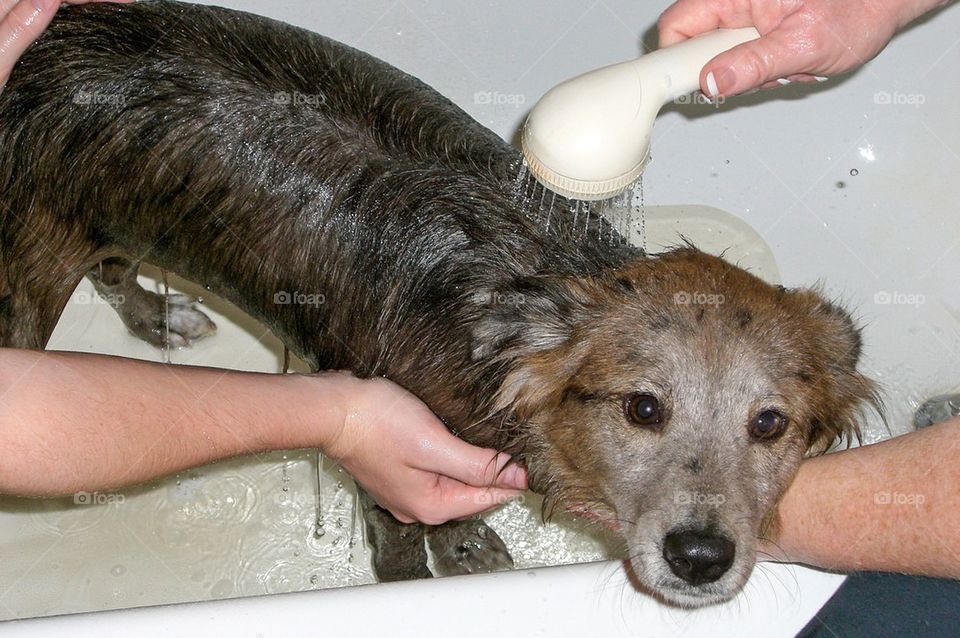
left=0, top=204, right=884, bottom=619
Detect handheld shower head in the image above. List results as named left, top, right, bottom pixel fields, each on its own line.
left=521, top=28, right=760, bottom=201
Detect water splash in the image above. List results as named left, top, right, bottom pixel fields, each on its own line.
left=314, top=455, right=326, bottom=540
left=511, top=158, right=529, bottom=204
left=634, top=176, right=647, bottom=253
left=513, top=155, right=649, bottom=249
left=603, top=198, right=618, bottom=246
left=545, top=192, right=556, bottom=232
left=523, top=169, right=536, bottom=207
left=536, top=183, right=547, bottom=225
left=161, top=269, right=171, bottom=363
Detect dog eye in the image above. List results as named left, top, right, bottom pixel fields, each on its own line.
left=750, top=410, right=787, bottom=440
left=625, top=393, right=663, bottom=428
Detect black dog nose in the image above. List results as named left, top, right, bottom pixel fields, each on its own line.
left=662, top=529, right=735, bottom=585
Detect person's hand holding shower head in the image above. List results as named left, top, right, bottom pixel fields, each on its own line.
left=658, top=0, right=951, bottom=98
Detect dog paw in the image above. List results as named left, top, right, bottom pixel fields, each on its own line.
left=359, top=491, right=434, bottom=582
left=915, top=393, right=960, bottom=428
left=428, top=518, right=514, bottom=576
left=116, top=290, right=217, bottom=349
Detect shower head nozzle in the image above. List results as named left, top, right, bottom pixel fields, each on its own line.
left=521, top=124, right=651, bottom=202
left=520, top=27, right=760, bottom=201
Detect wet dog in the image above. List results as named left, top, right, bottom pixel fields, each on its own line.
left=0, top=1, right=877, bottom=607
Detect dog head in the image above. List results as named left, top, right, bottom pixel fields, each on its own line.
left=472, top=247, right=877, bottom=607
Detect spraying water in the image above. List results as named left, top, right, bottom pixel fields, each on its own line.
left=634, top=176, right=647, bottom=253
left=545, top=191, right=556, bottom=232
left=511, top=157, right=529, bottom=202
left=512, top=159, right=647, bottom=250
left=161, top=269, right=171, bottom=363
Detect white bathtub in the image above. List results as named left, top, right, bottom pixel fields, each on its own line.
left=2, top=0, right=959, bottom=635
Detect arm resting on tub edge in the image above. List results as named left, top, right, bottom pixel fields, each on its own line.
left=760, top=418, right=960, bottom=579
left=0, top=348, right=526, bottom=524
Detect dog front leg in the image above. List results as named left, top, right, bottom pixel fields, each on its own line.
left=357, top=488, right=433, bottom=582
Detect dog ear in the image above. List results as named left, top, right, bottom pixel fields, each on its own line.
left=814, top=299, right=863, bottom=368
left=470, top=275, right=594, bottom=418
left=790, top=291, right=881, bottom=453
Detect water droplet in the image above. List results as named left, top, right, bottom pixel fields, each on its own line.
left=309, top=574, right=320, bottom=586
left=110, top=564, right=126, bottom=577
left=836, top=181, right=846, bottom=189
left=850, top=168, right=859, bottom=176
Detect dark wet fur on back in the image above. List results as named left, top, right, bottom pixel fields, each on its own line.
left=0, top=0, right=633, bottom=450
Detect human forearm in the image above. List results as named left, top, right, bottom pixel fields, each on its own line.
left=0, top=349, right=347, bottom=496
left=763, top=419, right=960, bottom=578
left=0, top=348, right=526, bottom=524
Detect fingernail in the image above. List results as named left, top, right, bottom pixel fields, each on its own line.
left=776, top=78, right=791, bottom=86
left=32, top=0, right=58, bottom=11
left=501, top=464, right=528, bottom=490
left=705, top=71, right=719, bottom=97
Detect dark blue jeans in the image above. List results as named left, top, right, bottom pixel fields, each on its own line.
left=798, top=572, right=960, bottom=637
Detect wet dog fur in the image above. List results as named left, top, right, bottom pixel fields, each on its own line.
left=0, top=1, right=878, bottom=606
